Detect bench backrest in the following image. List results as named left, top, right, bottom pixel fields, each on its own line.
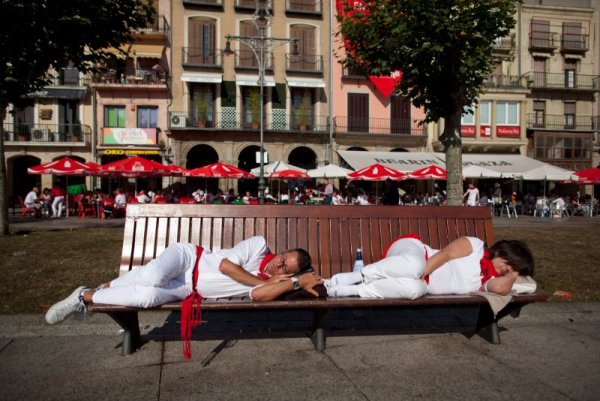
left=121, top=204, right=495, bottom=278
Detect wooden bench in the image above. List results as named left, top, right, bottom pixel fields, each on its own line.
left=88, top=204, right=548, bottom=355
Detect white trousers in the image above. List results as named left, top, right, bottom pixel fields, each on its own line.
left=51, top=196, right=64, bottom=217
left=92, top=243, right=195, bottom=308
left=331, top=238, right=428, bottom=299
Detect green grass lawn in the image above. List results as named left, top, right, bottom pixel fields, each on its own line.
left=0, top=224, right=597, bottom=314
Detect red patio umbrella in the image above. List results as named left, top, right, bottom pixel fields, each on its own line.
left=100, top=156, right=171, bottom=177
left=573, top=167, right=600, bottom=216
left=28, top=157, right=99, bottom=217
left=268, top=169, right=310, bottom=179
left=408, top=165, right=447, bottom=180
left=183, top=162, right=254, bottom=178
left=347, top=163, right=407, bottom=181
left=165, top=164, right=189, bottom=176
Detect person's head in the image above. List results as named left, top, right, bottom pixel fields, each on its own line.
left=265, top=248, right=312, bottom=276
left=489, top=240, right=534, bottom=277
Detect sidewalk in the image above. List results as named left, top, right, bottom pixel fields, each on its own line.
left=0, top=302, right=598, bottom=401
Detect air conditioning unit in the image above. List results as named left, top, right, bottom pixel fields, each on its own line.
left=170, top=115, right=186, bottom=128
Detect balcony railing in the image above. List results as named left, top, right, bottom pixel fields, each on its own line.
left=3, top=123, right=91, bottom=144
left=232, top=49, right=273, bottom=70
left=333, top=117, right=426, bottom=136
left=45, top=69, right=90, bottom=86
left=136, top=15, right=170, bottom=36
left=493, top=36, right=514, bottom=53
left=286, top=54, right=323, bottom=73
left=91, top=69, right=169, bottom=86
left=169, top=112, right=427, bottom=136
left=183, top=0, right=223, bottom=6
left=526, top=114, right=595, bottom=131
left=483, top=75, right=528, bottom=89
left=561, top=33, right=588, bottom=53
left=169, top=111, right=329, bottom=132
left=182, top=47, right=223, bottom=67
left=527, top=72, right=599, bottom=91
left=286, top=0, right=322, bottom=14
left=529, top=31, right=558, bottom=52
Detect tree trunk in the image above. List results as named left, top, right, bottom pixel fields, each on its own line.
left=441, top=108, right=464, bottom=206
left=0, top=103, right=10, bottom=235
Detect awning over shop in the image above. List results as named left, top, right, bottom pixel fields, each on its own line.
left=181, top=73, right=223, bottom=83
left=129, top=44, right=165, bottom=58
left=286, top=78, right=327, bottom=88
left=337, top=151, right=443, bottom=173
left=235, top=74, right=276, bottom=87
left=338, top=150, right=556, bottom=178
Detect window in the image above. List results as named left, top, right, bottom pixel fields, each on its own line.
left=531, top=19, right=551, bottom=47
left=192, top=85, right=214, bottom=127
left=188, top=18, right=216, bottom=65
left=239, top=21, right=259, bottom=68
left=533, top=100, right=545, bottom=127
left=564, top=59, right=577, bottom=88
left=290, top=24, right=318, bottom=71
left=104, top=106, right=125, bottom=128
left=461, top=105, right=475, bottom=125
left=562, top=22, right=583, bottom=50
left=391, top=95, right=410, bottom=135
left=137, top=107, right=158, bottom=128
left=347, top=93, right=369, bottom=132
left=533, top=57, right=547, bottom=86
left=564, top=102, right=575, bottom=129
left=479, top=101, right=491, bottom=125
left=535, top=133, right=590, bottom=162
left=292, top=88, right=313, bottom=129
left=496, top=102, right=518, bottom=125
left=242, top=87, right=262, bottom=129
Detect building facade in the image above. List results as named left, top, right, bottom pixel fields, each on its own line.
left=2, top=0, right=598, bottom=204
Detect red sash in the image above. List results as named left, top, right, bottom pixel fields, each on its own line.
left=180, top=246, right=204, bottom=360
left=258, top=253, right=275, bottom=280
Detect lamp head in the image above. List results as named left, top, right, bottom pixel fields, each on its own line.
left=291, top=40, right=300, bottom=56
left=253, top=0, right=271, bottom=29
left=224, top=36, right=234, bottom=54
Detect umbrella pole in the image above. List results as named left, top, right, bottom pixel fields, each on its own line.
left=65, top=176, right=69, bottom=218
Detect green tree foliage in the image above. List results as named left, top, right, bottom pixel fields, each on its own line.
left=0, top=0, right=154, bottom=235
left=337, top=0, right=517, bottom=204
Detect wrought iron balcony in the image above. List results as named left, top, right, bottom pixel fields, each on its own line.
left=3, top=123, right=91, bottom=144
left=286, top=53, right=323, bottom=73
left=286, top=0, right=322, bottom=14
left=561, top=33, right=588, bottom=53
left=529, top=31, right=558, bottom=52
left=91, top=69, right=169, bottom=86
left=182, top=47, right=223, bottom=67
left=333, top=116, right=426, bottom=136
left=526, top=113, right=595, bottom=131
left=45, top=69, right=90, bottom=86
left=135, top=15, right=170, bottom=36
left=483, top=75, right=528, bottom=89
left=527, top=72, right=599, bottom=91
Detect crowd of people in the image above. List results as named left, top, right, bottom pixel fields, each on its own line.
left=20, top=179, right=598, bottom=218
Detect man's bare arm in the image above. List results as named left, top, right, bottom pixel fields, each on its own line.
left=422, top=237, right=474, bottom=277
left=250, top=272, right=324, bottom=301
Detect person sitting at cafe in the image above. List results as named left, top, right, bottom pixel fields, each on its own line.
left=24, top=186, right=42, bottom=215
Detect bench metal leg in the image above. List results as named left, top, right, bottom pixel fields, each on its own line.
left=107, top=311, right=143, bottom=355
left=311, top=309, right=328, bottom=351
left=475, top=305, right=501, bottom=344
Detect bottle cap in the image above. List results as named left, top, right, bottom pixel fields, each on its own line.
left=357, top=248, right=362, bottom=252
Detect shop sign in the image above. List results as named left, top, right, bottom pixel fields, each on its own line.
left=496, top=126, right=520, bottom=137
left=103, top=127, right=157, bottom=145
left=102, top=149, right=160, bottom=156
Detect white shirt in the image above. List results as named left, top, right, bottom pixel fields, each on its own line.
left=24, top=191, right=38, bottom=206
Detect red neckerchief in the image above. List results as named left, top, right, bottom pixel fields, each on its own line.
left=479, top=249, right=497, bottom=284
left=258, top=253, right=276, bottom=280
left=181, top=246, right=204, bottom=360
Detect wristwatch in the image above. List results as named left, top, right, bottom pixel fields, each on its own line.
left=290, top=277, right=301, bottom=290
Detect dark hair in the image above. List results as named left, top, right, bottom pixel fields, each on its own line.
left=290, top=248, right=312, bottom=273
left=488, top=240, right=534, bottom=276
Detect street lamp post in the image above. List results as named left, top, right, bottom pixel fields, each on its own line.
left=224, top=0, right=298, bottom=204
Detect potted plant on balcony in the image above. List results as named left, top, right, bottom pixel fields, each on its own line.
left=295, top=92, right=311, bottom=132
left=196, top=92, right=209, bottom=128
left=248, top=89, right=261, bottom=129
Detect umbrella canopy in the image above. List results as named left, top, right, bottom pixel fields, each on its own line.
left=100, top=156, right=170, bottom=177
left=573, top=167, right=600, bottom=184
left=28, top=157, right=97, bottom=175
left=521, top=165, right=576, bottom=181
left=184, top=162, right=254, bottom=178
left=164, top=164, right=189, bottom=176
left=251, top=161, right=306, bottom=175
left=307, top=164, right=352, bottom=178
left=462, top=165, right=504, bottom=179
left=408, top=165, right=447, bottom=180
left=268, top=169, right=310, bottom=179
left=347, top=163, right=407, bottom=181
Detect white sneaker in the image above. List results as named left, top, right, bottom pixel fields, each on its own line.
left=45, top=286, right=88, bottom=324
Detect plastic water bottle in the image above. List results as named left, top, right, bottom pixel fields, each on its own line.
left=353, top=248, right=364, bottom=272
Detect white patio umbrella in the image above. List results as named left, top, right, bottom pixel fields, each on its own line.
left=307, top=164, right=352, bottom=178
left=462, top=165, right=504, bottom=179
left=521, top=165, right=576, bottom=198
left=250, top=161, right=306, bottom=175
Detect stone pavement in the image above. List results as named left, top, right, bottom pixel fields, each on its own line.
left=0, top=302, right=598, bottom=401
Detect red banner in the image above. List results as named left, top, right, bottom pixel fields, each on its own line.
left=461, top=125, right=475, bottom=137
left=496, top=126, right=520, bottom=137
